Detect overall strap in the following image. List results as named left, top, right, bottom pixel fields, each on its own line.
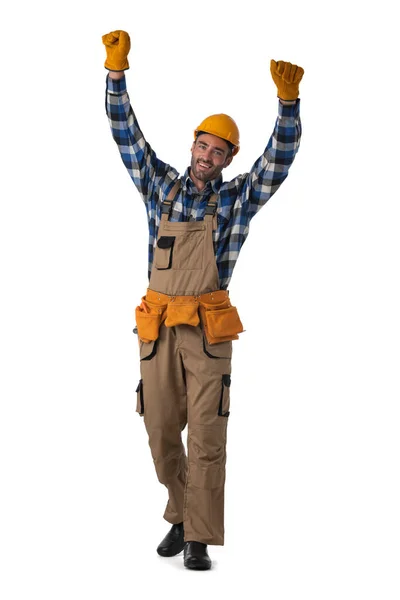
left=161, top=180, right=181, bottom=221
left=161, top=181, right=218, bottom=230
left=204, top=193, right=218, bottom=230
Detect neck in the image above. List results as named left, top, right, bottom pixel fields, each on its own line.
left=189, top=169, right=206, bottom=192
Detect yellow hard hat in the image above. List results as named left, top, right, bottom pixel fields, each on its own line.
left=194, top=114, right=240, bottom=156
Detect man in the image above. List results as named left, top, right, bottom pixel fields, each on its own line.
left=102, top=30, right=303, bottom=571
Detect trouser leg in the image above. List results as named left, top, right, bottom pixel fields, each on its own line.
left=137, top=324, right=188, bottom=524
left=178, top=325, right=232, bottom=546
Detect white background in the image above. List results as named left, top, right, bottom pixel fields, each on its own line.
left=1, top=0, right=399, bottom=598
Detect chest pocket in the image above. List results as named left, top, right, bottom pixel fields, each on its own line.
left=155, top=223, right=206, bottom=271
left=154, top=236, right=175, bottom=270
left=174, top=230, right=205, bottom=270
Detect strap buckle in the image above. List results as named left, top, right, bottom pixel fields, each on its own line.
left=161, top=201, right=172, bottom=215
left=205, top=204, right=217, bottom=216
left=161, top=180, right=181, bottom=216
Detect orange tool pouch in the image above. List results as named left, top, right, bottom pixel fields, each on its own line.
left=135, top=289, right=244, bottom=344
left=164, top=301, right=200, bottom=328
left=198, top=297, right=243, bottom=345
left=135, top=296, right=167, bottom=343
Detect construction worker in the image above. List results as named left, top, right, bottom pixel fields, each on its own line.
left=102, top=30, right=303, bottom=571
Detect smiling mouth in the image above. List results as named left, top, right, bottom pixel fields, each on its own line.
left=197, top=161, right=212, bottom=170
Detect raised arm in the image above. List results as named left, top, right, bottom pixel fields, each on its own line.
left=240, top=60, right=304, bottom=220
left=103, top=31, right=178, bottom=202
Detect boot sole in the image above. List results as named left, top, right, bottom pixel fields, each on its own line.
left=184, top=560, right=212, bottom=570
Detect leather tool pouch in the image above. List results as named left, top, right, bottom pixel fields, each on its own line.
left=164, top=302, right=200, bottom=328
left=135, top=296, right=166, bottom=342
left=199, top=299, right=244, bottom=345
left=154, top=236, right=175, bottom=270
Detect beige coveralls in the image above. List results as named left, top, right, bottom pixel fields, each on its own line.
left=135, top=188, right=235, bottom=546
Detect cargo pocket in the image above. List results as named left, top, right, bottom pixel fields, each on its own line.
left=202, top=335, right=232, bottom=359
left=218, top=374, right=231, bottom=417
left=154, top=236, right=175, bottom=270
left=136, top=379, right=144, bottom=416
left=139, top=338, right=158, bottom=361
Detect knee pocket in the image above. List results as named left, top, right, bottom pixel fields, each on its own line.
left=188, top=426, right=227, bottom=490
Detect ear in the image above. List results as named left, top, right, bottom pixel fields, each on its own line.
left=191, top=141, right=196, bottom=153
left=224, top=155, right=233, bottom=168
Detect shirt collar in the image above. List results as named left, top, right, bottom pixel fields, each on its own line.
left=182, top=168, right=222, bottom=195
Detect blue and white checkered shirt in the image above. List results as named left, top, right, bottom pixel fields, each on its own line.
left=105, top=74, right=302, bottom=289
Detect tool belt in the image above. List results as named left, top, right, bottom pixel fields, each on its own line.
left=135, top=288, right=244, bottom=345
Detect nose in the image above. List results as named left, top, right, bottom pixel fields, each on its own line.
left=201, top=147, right=213, bottom=162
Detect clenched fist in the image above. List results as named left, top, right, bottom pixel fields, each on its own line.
left=102, top=30, right=131, bottom=71
left=270, top=60, right=304, bottom=100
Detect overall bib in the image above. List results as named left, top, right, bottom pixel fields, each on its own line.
left=135, top=185, right=238, bottom=546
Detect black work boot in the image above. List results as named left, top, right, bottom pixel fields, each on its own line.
left=183, top=541, right=212, bottom=570
left=156, top=522, right=185, bottom=557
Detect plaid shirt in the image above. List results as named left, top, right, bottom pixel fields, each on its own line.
left=105, top=74, right=302, bottom=289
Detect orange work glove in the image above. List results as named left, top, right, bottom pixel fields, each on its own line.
left=102, top=30, right=131, bottom=71
left=270, top=60, right=304, bottom=100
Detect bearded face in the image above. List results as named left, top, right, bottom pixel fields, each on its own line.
left=190, top=133, right=232, bottom=189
